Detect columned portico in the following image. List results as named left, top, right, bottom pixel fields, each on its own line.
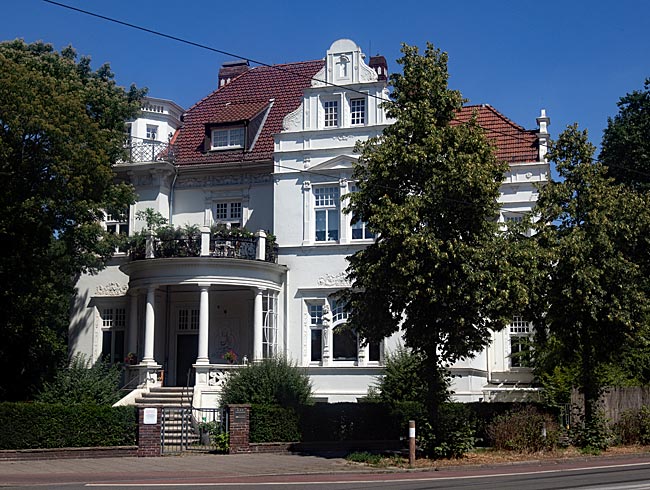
left=196, top=285, right=210, bottom=364
left=142, top=286, right=157, bottom=366
left=253, top=287, right=264, bottom=361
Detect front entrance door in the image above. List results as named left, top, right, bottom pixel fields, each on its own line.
left=176, top=334, right=198, bottom=387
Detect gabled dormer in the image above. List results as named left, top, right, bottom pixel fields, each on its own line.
left=203, top=99, right=273, bottom=153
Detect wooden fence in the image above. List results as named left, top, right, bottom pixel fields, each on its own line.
left=571, top=387, right=650, bottom=423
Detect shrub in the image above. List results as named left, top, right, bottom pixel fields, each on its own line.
left=346, top=451, right=383, bottom=465
left=220, top=357, right=313, bottom=408
left=417, top=403, right=476, bottom=459
left=614, top=406, right=650, bottom=445
left=0, top=402, right=136, bottom=449
left=487, top=405, right=560, bottom=452
left=368, top=346, right=429, bottom=404
left=569, top=410, right=611, bottom=453
left=37, top=353, right=121, bottom=405
left=250, top=404, right=301, bottom=443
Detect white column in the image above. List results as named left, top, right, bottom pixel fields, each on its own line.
left=142, top=286, right=156, bottom=365
left=196, top=285, right=210, bottom=364
left=253, top=288, right=264, bottom=361
left=128, top=291, right=138, bottom=355
left=255, top=230, right=266, bottom=261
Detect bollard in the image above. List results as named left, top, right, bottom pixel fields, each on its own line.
left=409, top=419, right=416, bottom=466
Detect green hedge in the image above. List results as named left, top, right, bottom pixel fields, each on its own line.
left=250, top=404, right=301, bottom=443
left=0, top=403, right=137, bottom=450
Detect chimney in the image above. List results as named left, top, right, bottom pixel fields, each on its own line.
left=536, top=109, right=550, bottom=162
left=369, top=55, right=388, bottom=81
left=218, top=60, right=250, bottom=88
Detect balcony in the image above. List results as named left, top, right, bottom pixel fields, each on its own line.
left=122, top=137, right=175, bottom=164
left=128, top=227, right=278, bottom=263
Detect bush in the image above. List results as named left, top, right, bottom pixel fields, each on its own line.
left=614, top=406, right=650, bottom=445
left=250, top=404, right=301, bottom=443
left=220, top=357, right=313, bottom=408
left=0, top=402, right=136, bottom=449
left=417, top=403, right=476, bottom=459
left=368, top=347, right=429, bottom=404
left=487, top=405, right=560, bottom=452
left=569, top=411, right=611, bottom=453
left=37, top=354, right=121, bottom=405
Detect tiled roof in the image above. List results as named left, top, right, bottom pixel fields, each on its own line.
left=175, top=60, right=324, bottom=166
left=453, top=105, right=539, bottom=163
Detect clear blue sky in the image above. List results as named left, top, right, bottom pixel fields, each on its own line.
left=2, top=0, right=649, bottom=156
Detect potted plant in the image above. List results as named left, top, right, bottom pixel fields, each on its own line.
left=223, top=349, right=238, bottom=364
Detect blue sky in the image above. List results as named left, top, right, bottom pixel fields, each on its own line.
left=2, top=0, right=649, bottom=156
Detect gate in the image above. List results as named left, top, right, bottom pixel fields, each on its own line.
left=161, top=407, right=228, bottom=454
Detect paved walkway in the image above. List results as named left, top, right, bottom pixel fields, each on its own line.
left=0, top=453, right=373, bottom=486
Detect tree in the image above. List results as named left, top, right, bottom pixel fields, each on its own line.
left=532, top=124, right=650, bottom=430
left=344, top=43, right=525, bottom=414
left=0, top=40, right=143, bottom=400
left=601, top=78, right=650, bottom=191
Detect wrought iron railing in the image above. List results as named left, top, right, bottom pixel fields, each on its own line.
left=210, top=236, right=256, bottom=260
left=122, top=137, right=176, bottom=163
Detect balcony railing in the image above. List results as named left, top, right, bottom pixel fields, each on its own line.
left=130, top=228, right=277, bottom=263
left=121, top=137, right=175, bottom=164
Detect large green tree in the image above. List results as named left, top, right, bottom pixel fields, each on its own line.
left=601, top=78, right=650, bottom=191
left=532, top=124, right=650, bottom=427
left=0, top=40, right=143, bottom=400
left=345, top=43, right=526, bottom=412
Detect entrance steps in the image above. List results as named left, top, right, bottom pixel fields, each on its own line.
left=134, top=387, right=193, bottom=407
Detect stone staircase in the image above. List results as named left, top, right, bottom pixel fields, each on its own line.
left=134, top=386, right=193, bottom=407
left=135, top=387, right=201, bottom=448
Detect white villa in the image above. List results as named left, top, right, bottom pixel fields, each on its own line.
left=69, top=39, right=550, bottom=407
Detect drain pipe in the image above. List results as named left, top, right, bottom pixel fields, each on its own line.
left=168, top=165, right=178, bottom=226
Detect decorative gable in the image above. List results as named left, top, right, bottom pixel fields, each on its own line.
left=312, top=39, right=377, bottom=88
left=308, top=155, right=357, bottom=171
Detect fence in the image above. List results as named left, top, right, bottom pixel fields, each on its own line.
left=570, top=387, right=650, bottom=423
left=161, top=407, right=227, bottom=455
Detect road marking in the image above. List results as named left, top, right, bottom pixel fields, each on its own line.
left=85, top=460, right=650, bottom=487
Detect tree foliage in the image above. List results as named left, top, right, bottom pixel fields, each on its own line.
left=532, top=124, right=650, bottom=426
left=344, top=43, right=525, bottom=410
left=601, top=78, right=650, bottom=191
left=0, top=40, right=143, bottom=400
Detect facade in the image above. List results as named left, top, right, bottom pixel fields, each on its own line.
left=69, top=39, right=550, bottom=406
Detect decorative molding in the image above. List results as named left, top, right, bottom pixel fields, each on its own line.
left=311, top=67, right=327, bottom=88
left=95, top=282, right=128, bottom=296
left=335, top=134, right=350, bottom=141
left=317, top=272, right=351, bottom=288
left=359, top=63, right=378, bottom=83
left=176, top=173, right=272, bottom=189
left=302, top=180, right=311, bottom=190
left=283, top=103, right=304, bottom=131
left=207, top=368, right=229, bottom=388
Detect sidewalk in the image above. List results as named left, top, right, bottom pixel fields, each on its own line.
left=0, top=452, right=374, bottom=486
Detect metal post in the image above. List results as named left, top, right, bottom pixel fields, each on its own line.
left=409, top=419, right=416, bottom=466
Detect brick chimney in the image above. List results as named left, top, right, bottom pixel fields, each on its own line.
left=369, top=55, right=388, bottom=81
left=219, top=60, right=250, bottom=88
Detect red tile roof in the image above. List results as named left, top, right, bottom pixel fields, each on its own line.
left=452, top=105, right=539, bottom=163
left=175, top=60, right=325, bottom=166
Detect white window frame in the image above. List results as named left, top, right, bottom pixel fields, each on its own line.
left=323, top=100, right=339, bottom=128
left=509, top=316, right=533, bottom=369
left=146, top=124, right=158, bottom=141
left=104, top=210, right=129, bottom=254
left=211, top=127, right=245, bottom=150
left=99, top=306, right=126, bottom=365
left=262, top=291, right=278, bottom=358
left=212, top=201, right=243, bottom=228
left=314, top=186, right=340, bottom=242
left=350, top=98, right=366, bottom=126
left=177, top=307, right=200, bottom=332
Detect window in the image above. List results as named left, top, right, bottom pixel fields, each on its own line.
left=262, top=292, right=278, bottom=358
left=509, top=316, right=533, bottom=368
left=213, top=202, right=242, bottom=228
left=324, top=101, right=338, bottom=128
left=333, top=326, right=357, bottom=361
left=211, top=127, right=245, bottom=149
left=349, top=184, right=375, bottom=240
left=100, top=307, right=126, bottom=364
left=314, top=186, right=339, bottom=242
left=178, top=308, right=199, bottom=331
left=146, top=124, right=158, bottom=140
left=308, top=303, right=323, bottom=362
left=350, top=98, right=366, bottom=125
left=105, top=210, right=129, bottom=253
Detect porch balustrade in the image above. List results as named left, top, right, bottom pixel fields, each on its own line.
left=121, top=136, right=176, bottom=163
left=135, top=229, right=277, bottom=263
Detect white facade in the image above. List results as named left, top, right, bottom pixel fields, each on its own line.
left=69, top=40, right=550, bottom=406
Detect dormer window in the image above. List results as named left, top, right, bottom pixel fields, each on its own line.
left=350, top=98, right=366, bottom=125
left=324, top=101, right=338, bottom=128
left=211, top=127, right=245, bottom=150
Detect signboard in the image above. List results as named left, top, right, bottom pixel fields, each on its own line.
left=143, top=407, right=158, bottom=425
left=233, top=407, right=247, bottom=422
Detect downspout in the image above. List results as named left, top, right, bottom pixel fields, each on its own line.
left=169, top=165, right=178, bottom=226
